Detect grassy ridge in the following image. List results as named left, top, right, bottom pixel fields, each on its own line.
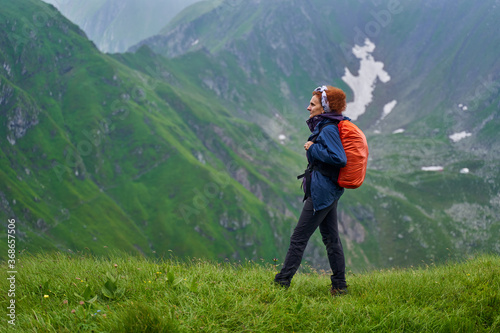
left=3, top=252, right=499, bottom=332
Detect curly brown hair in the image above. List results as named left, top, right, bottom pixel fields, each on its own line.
left=312, top=86, right=346, bottom=113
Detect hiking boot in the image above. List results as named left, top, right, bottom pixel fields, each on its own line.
left=330, top=286, right=348, bottom=297
left=273, top=280, right=290, bottom=289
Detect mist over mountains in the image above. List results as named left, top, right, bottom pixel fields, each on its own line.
left=1, top=0, right=499, bottom=270
left=41, top=0, right=201, bottom=53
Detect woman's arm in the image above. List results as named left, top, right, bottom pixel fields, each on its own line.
left=307, top=126, right=347, bottom=167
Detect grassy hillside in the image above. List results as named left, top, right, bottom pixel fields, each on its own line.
left=2, top=252, right=499, bottom=332
left=0, top=0, right=302, bottom=263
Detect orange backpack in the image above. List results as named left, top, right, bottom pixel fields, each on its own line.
left=337, top=120, right=369, bottom=188
left=299, top=119, right=369, bottom=191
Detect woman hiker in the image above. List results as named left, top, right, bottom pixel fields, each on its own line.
left=274, top=85, right=349, bottom=296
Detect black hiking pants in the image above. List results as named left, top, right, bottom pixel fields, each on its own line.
left=274, top=197, right=346, bottom=288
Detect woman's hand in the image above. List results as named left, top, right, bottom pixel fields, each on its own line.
left=304, top=141, right=314, bottom=151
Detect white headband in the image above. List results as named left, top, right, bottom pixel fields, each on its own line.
left=314, top=85, right=331, bottom=112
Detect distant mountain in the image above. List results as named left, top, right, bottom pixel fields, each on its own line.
left=134, top=0, right=500, bottom=153
left=41, top=0, right=201, bottom=53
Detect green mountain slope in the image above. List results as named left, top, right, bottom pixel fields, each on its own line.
left=0, top=0, right=307, bottom=263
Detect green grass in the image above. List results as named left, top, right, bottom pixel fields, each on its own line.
left=3, top=252, right=499, bottom=332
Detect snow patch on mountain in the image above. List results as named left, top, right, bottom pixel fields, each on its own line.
left=382, top=100, right=397, bottom=120
left=342, top=39, right=391, bottom=121
left=449, top=131, right=472, bottom=142
left=422, top=166, right=444, bottom=172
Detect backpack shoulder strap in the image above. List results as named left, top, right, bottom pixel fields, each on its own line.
left=311, top=120, right=340, bottom=143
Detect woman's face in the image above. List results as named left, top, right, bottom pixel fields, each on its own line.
left=307, top=95, right=323, bottom=118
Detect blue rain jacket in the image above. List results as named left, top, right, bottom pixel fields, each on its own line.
left=305, top=114, right=348, bottom=211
